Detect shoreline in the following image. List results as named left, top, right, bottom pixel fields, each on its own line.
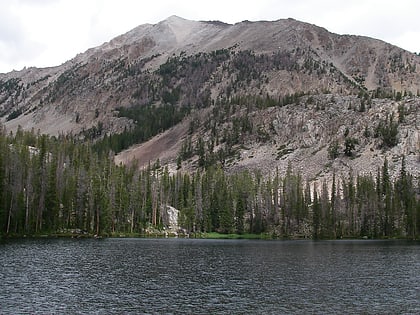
left=1, top=232, right=418, bottom=241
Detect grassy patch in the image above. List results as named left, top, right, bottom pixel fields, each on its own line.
left=196, top=232, right=270, bottom=239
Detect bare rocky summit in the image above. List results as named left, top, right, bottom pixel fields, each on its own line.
left=1, top=16, right=419, bottom=182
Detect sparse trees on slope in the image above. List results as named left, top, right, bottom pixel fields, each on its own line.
left=0, top=129, right=419, bottom=239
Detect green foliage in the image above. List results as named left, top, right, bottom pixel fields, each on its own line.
left=371, top=87, right=394, bottom=99
left=328, top=141, right=340, bottom=159
left=46, top=64, right=86, bottom=103
left=397, top=104, right=405, bottom=123
left=94, top=104, right=189, bottom=155
left=344, top=127, right=349, bottom=137
left=198, top=232, right=264, bottom=239
left=0, top=78, right=22, bottom=94
left=162, top=87, right=181, bottom=105
left=375, top=113, right=399, bottom=148
left=6, top=109, right=23, bottom=121
left=256, top=125, right=270, bottom=143
left=177, top=110, right=256, bottom=169
left=0, top=130, right=419, bottom=239
left=363, top=126, right=371, bottom=138
left=344, top=137, right=359, bottom=157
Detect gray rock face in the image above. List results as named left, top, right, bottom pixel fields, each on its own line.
left=160, top=205, right=179, bottom=230
left=1, top=16, right=419, bottom=184
left=2, top=16, right=419, bottom=136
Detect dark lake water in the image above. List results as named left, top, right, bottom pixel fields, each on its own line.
left=1, top=238, right=419, bottom=314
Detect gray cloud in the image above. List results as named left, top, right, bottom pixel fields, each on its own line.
left=0, top=2, right=46, bottom=72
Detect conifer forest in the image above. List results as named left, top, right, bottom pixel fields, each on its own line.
left=1, top=127, right=419, bottom=239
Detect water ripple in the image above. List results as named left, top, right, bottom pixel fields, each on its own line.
left=1, top=238, right=419, bottom=314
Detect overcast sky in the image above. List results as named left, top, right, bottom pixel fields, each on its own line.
left=1, top=0, right=419, bottom=73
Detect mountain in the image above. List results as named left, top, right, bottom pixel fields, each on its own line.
left=0, top=16, right=419, bottom=182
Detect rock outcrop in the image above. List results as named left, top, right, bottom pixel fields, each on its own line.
left=0, top=16, right=418, bottom=183
left=161, top=205, right=180, bottom=231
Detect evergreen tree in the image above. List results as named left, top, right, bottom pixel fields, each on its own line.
left=381, top=158, right=393, bottom=236
left=44, top=152, right=59, bottom=231
left=0, top=128, right=418, bottom=239
left=343, top=171, right=356, bottom=236
left=0, top=134, right=6, bottom=232
left=312, top=185, right=321, bottom=239
left=395, top=156, right=416, bottom=237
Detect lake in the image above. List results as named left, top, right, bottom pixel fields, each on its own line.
left=1, top=238, right=419, bottom=314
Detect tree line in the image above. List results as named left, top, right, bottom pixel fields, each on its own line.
left=0, top=128, right=419, bottom=239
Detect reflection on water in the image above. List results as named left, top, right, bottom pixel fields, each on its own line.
left=1, top=238, right=419, bottom=314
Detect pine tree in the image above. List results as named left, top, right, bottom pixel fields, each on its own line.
left=343, top=171, right=356, bottom=236
left=44, top=152, right=59, bottom=231
left=381, top=158, right=393, bottom=236
left=0, top=133, right=7, bottom=233
left=395, top=156, right=416, bottom=237
left=330, top=173, right=337, bottom=238
left=312, top=184, right=321, bottom=239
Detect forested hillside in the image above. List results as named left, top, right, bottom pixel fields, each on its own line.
left=1, top=16, right=419, bottom=239
left=1, top=129, right=419, bottom=238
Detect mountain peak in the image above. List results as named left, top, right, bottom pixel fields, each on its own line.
left=164, top=15, right=189, bottom=23
left=2, top=17, right=419, bottom=186
left=159, top=15, right=196, bottom=28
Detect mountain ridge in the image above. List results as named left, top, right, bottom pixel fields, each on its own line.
left=0, top=16, right=419, bottom=183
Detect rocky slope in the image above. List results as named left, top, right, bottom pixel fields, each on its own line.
left=115, top=94, right=419, bottom=183
left=1, top=16, right=419, bottom=182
